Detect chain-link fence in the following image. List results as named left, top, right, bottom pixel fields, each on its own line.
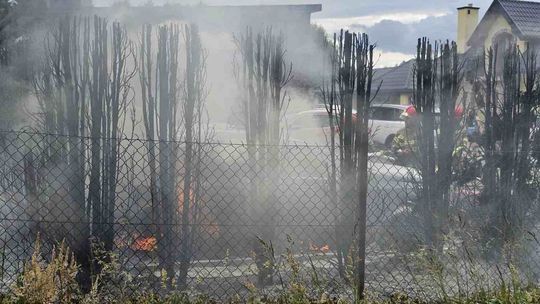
left=0, top=130, right=539, bottom=299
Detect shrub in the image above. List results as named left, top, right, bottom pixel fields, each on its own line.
left=11, top=236, right=79, bottom=303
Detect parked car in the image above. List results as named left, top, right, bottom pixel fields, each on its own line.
left=287, top=108, right=356, bottom=144
left=369, top=104, right=411, bottom=148
left=288, top=104, right=414, bottom=147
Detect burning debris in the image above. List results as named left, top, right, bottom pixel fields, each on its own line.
left=132, top=236, right=157, bottom=252
left=309, top=242, right=330, bottom=254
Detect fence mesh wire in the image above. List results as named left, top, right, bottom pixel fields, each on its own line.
left=0, top=130, right=539, bottom=299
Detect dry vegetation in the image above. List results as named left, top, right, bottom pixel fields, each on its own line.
left=0, top=239, right=539, bottom=304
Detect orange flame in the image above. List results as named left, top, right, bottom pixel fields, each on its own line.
left=309, top=241, right=330, bottom=253
left=132, top=236, right=157, bottom=252
left=178, top=187, right=196, bottom=211
left=178, top=184, right=221, bottom=237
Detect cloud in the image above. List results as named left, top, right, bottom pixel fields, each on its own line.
left=315, top=11, right=459, bottom=57
left=366, top=14, right=457, bottom=54
left=373, top=51, right=413, bottom=68
left=313, top=11, right=449, bottom=38
left=367, top=13, right=457, bottom=54
left=315, top=0, right=495, bottom=19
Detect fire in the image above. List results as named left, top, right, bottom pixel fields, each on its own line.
left=177, top=183, right=221, bottom=237
left=309, top=241, right=330, bottom=253
left=132, top=236, right=157, bottom=252
left=177, top=186, right=196, bottom=209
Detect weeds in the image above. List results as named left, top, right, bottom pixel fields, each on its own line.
left=81, top=242, right=136, bottom=304
left=11, top=235, right=79, bottom=304
left=2, top=237, right=540, bottom=303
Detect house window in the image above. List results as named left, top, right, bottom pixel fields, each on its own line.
left=493, top=32, right=516, bottom=73
left=493, top=32, right=515, bottom=53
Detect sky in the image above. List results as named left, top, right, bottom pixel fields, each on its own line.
left=310, top=0, right=495, bottom=67
left=94, top=0, right=498, bottom=67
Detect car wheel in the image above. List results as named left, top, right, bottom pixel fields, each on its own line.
left=385, top=134, right=395, bottom=149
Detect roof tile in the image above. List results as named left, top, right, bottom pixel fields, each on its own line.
left=498, top=0, right=540, bottom=38
left=373, top=60, right=414, bottom=92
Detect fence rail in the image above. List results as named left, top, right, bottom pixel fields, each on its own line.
left=0, top=130, right=538, bottom=299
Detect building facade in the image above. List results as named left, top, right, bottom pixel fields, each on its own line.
left=376, top=0, right=540, bottom=105
left=460, top=0, right=540, bottom=54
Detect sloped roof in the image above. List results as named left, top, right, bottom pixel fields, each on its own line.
left=469, top=0, right=540, bottom=45
left=373, top=59, right=414, bottom=93
left=499, top=0, right=540, bottom=38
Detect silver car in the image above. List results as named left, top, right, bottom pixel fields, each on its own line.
left=369, top=104, right=411, bottom=147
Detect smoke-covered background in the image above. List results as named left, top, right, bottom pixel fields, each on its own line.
left=2, top=0, right=500, bottom=134
left=93, top=0, right=496, bottom=67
